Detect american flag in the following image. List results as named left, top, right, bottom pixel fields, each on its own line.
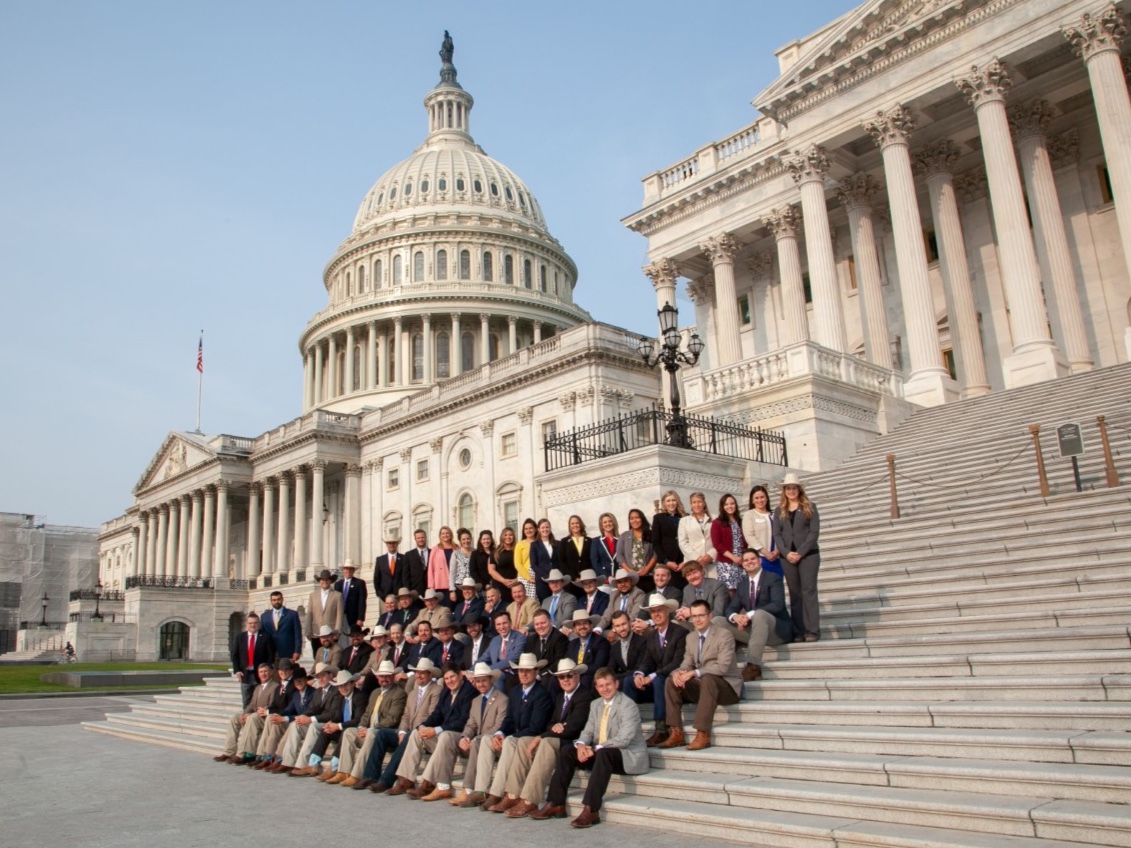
left=196, top=335, right=203, bottom=374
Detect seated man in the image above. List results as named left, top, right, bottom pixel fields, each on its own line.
left=540, top=569, right=576, bottom=628
left=312, top=625, right=343, bottom=670
left=506, top=582, right=541, bottom=633
left=485, top=612, right=525, bottom=691
left=632, top=563, right=681, bottom=634
left=524, top=610, right=568, bottom=689
left=598, top=569, right=646, bottom=635
left=307, top=670, right=368, bottom=780
left=453, top=578, right=485, bottom=627
left=213, top=663, right=278, bottom=764
left=606, top=610, right=646, bottom=678
left=387, top=662, right=475, bottom=797
left=256, top=666, right=314, bottom=770
left=387, top=623, right=409, bottom=674
left=659, top=599, right=742, bottom=752
left=288, top=670, right=353, bottom=777
left=624, top=594, right=688, bottom=747
left=407, top=589, right=448, bottom=639
left=329, top=660, right=407, bottom=787
left=247, top=659, right=296, bottom=767
left=462, top=615, right=491, bottom=670
left=562, top=610, right=609, bottom=691
left=402, top=620, right=443, bottom=686
left=275, top=663, right=341, bottom=774
left=574, top=570, right=609, bottom=626
left=531, top=666, right=649, bottom=828
left=491, top=658, right=594, bottom=818
left=377, top=594, right=399, bottom=630
left=454, top=654, right=553, bottom=808
left=361, top=658, right=442, bottom=793
left=719, top=549, right=793, bottom=682
left=433, top=613, right=465, bottom=669
left=342, top=626, right=374, bottom=676
left=675, top=561, right=728, bottom=626
left=482, top=585, right=505, bottom=637
left=355, top=626, right=391, bottom=696
left=392, top=588, right=423, bottom=631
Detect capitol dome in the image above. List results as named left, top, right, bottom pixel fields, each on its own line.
left=299, top=33, right=590, bottom=414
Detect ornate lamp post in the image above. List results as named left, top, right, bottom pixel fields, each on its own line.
left=92, top=580, right=104, bottom=622
left=38, top=593, right=49, bottom=628
left=637, top=302, right=705, bottom=448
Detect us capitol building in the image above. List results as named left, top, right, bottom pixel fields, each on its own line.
left=84, top=1, right=1131, bottom=661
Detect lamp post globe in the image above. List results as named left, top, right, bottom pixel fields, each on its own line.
left=639, top=301, right=701, bottom=449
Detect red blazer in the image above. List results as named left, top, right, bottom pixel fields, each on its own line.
left=710, top=518, right=745, bottom=564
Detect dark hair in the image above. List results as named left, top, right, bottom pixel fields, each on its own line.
left=441, top=661, right=463, bottom=677
left=246, top=612, right=260, bottom=620
left=689, top=599, right=712, bottom=615
left=533, top=609, right=551, bottom=622
left=747, top=485, right=770, bottom=511
left=521, top=518, right=538, bottom=539
left=717, top=493, right=742, bottom=524
left=627, top=508, right=652, bottom=543
left=269, top=591, right=283, bottom=599
left=477, top=530, right=495, bottom=554
left=537, top=518, right=556, bottom=543
left=457, top=527, right=472, bottom=541
left=610, top=610, right=630, bottom=623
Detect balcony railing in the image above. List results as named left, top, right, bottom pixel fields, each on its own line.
left=69, top=589, right=124, bottom=602
left=125, top=576, right=214, bottom=590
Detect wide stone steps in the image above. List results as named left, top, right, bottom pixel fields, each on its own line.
left=83, top=718, right=219, bottom=755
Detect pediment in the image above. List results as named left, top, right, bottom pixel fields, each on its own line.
left=135, top=432, right=216, bottom=493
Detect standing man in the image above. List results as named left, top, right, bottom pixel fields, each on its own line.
left=532, top=667, right=649, bottom=828
left=262, top=591, right=302, bottom=663
left=305, top=569, right=344, bottom=656
left=660, top=599, right=741, bottom=751
left=409, top=528, right=430, bottom=594
left=375, top=533, right=404, bottom=600
left=336, top=560, right=368, bottom=632
left=626, top=594, right=688, bottom=747
left=231, top=613, right=275, bottom=707
left=720, top=549, right=793, bottom=681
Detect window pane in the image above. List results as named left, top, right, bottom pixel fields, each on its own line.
left=483, top=252, right=493, bottom=282
left=414, top=252, right=424, bottom=282
left=436, top=332, right=450, bottom=379
left=412, top=334, right=423, bottom=381
left=374, top=259, right=382, bottom=288
left=461, top=332, right=475, bottom=373
left=504, top=255, right=514, bottom=284
left=437, top=249, right=448, bottom=281
left=459, top=250, right=470, bottom=280
left=523, top=259, right=532, bottom=289
left=393, top=255, right=403, bottom=284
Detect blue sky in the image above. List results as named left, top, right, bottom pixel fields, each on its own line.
left=0, top=1, right=860, bottom=526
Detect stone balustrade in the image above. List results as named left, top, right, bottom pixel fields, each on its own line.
left=644, top=117, right=781, bottom=203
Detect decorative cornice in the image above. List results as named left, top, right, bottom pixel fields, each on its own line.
left=913, top=139, right=961, bottom=178
left=1064, top=3, right=1126, bottom=61
left=701, top=233, right=739, bottom=265
left=835, top=174, right=882, bottom=210
left=1007, top=100, right=1053, bottom=142
left=643, top=258, right=680, bottom=291
left=785, top=145, right=830, bottom=185
left=955, top=59, right=1012, bottom=109
left=763, top=206, right=802, bottom=241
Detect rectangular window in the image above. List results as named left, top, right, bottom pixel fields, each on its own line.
left=1098, top=163, right=1114, bottom=205
left=923, top=229, right=940, bottom=263
left=802, top=272, right=813, bottom=305
left=942, top=348, right=957, bottom=381
left=500, top=432, right=517, bottom=457
left=541, top=420, right=557, bottom=445
left=416, top=459, right=428, bottom=481
left=387, top=468, right=399, bottom=490
left=737, top=294, right=751, bottom=326
left=503, top=501, right=519, bottom=532
left=846, top=256, right=858, bottom=291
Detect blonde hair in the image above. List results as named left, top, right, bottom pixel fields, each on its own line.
left=659, top=490, right=687, bottom=517
left=778, top=483, right=814, bottom=519
left=688, top=491, right=711, bottom=519
left=597, top=512, right=619, bottom=537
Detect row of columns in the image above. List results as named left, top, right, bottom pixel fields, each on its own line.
left=132, top=483, right=230, bottom=581
left=303, top=314, right=548, bottom=408
left=648, top=7, right=1131, bottom=398
left=245, top=462, right=328, bottom=579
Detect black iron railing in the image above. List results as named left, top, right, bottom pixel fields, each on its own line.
left=544, top=406, right=787, bottom=472
left=230, top=579, right=254, bottom=590
left=125, top=576, right=214, bottom=590
left=69, top=589, right=124, bottom=602
left=69, top=611, right=120, bottom=623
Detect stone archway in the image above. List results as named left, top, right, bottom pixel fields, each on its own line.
left=158, top=620, right=190, bottom=661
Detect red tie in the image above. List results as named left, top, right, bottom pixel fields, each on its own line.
left=247, top=635, right=255, bottom=669
left=349, top=648, right=357, bottom=666
left=443, top=645, right=449, bottom=662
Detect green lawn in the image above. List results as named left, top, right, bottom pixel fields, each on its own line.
left=0, top=662, right=228, bottom=695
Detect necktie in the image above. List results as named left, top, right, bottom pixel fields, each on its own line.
left=480, top=694, right=489, bottom=720
left=416, top=686, right=425, bottom=706
left=659, top=630, right=666, bottom=650
left=274, top=611, right=280, bottom=630
left=343, top=580, right=349, bottom=603
left=443, top=645, right=449, bottom=662
left=343, top=697, right=352, bottom=724
left=421, top=550, right=427, bottom=566
left=586, top=595, right=593, bottom=613
left=560, top=694, right=570, bottom=720
left=500, top=637, right=508, bottom=660
left=247, top=635, right=255, bottom=669
left=389, top=556, right=396, bottom=576
left=577, top=639, right=585, bottom=663
left=540, top=638, right=546, bottom=655
left=597, top=702, right=610, bottom=745
left=550, top=595, right=559, bottom=619
left=698, top=634, right=706, bottom=665
left=696, top=588, right=703, bottom=600
left=322, top=647, right=330, bottom=662
left=620, top=596, right=627, bottom=612
left=370, top=692, right=385, bottom=727
left=349, top=648, right=357, bottom=666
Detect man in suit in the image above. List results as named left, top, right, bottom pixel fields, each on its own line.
left=675, top=560, right=729, bottom=625
left=720, top=549, right=793, bottom=682
left=231, top=613, right=276, bottom=707
left=335, top=560, right=368, bottom=632
left=524, top=610, right=568, bottom=689
left=389, top=662, right=476, bottom=797
left=273, top=663, right=340, bottom=773
left=491, top=658, right=595, bottom=818
left=482, top=586, right=506, bottom=638
left=257, top=665, right=314, bottom=769
left=262, top=592, right=303, bottom=662
left=574, top=569, right=610, bottom=629
left=305, top=569, right=344, bottom=656
left=307, top=670, right=369, bottom=780
left=425, top=662, right=510, bottom=802
left=410, top=528, right=430, bottom=589
left=287, top=666, right=348, bottom=777
left=507, top=582, right=541, bottom=633
left=213, top=662, right=278, bottom=763
left=562, top=610, right=609, bottom=691
left=403, top=620, right=443, bottom=679
left=377, top=594, right=399, bottom=630
left=342, top=626, right=374, bottom=675
left=659, top=599, right=742, bottom=752
left=374, top=533, right=405, bottom=600
left=540, top=569, right=577, bottom=628
left=312, top=625, right=343, bottom=670
left=356, top=626, right=391, bottom=687
left=463, top=615, right=490, bottom=670
left=606, top=610, right=646, bottom=677
left=532, top=666, right=649, bottom=827
left=454, top=578, right=485, bottom=627
left=387, top=623, right=410, bottom=675
left=599, top=569, right=646, bottom=635
left=329, top=660, right=408, bottom=787
left=361, top=657, right=442, bottom=793
left=485, top=612, right=526, bottom=690
left=632, top=563, right=683, bottom=634
left=626, top=593, right=689, bottom=747
left=434, top=614, right=465, bottom=669
left=407, top=589, right=448, bottom=638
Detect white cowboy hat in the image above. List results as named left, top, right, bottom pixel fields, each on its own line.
left=561, top=609, right=601, bottom=629
left=645, top=592, right=679, bottom=612
left=467, top=661, right=502, bottom=681
left=407, top=657, right=442, bottom=677
left=541, top=569, right=569, bottom=583
left=340, top=559, right=358, bottom=571
left=612, top=568, right=640, bottom=585
left=574, top=569, right=600, bottom=585
left=368, top=625, right=388, bottom=639
left=383, top=530, right=401, bottom=543
left=317, top=625, right=339, bottom=638
left=552, top=657, right=588, bottom=677
left=395, top=587, right=419, bottom=600
left=508, top=652, right=548, bottom=671
left=781, top=472, right=803, bottom=487
left=313, top=662, right=338, bottom=676
left=373, top=660, right=398, bottom=676
left=331, top=669, right=357, bottom=687
left=458, top=577, right=482, bottom=591
left=422, top=589, right=443, bottom=602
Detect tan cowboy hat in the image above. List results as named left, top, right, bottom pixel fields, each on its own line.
left=541, top=568, right=569, bottom=583
left=395, top=587, right=419, bottom=600
left=561, top=609, right=601, bottom=629
left=313, top=663, right=338, bottom=677
left=612, top=568, right=639, bottom=585
left=467, top=661, right=502, bottom=681
left=508, top=652, right=548, bottom=671
left=422, top=588, right=443, bottom=602
left=368, top=625, right=388, bottom=639
left=407, top=657, right=442, bottom=677
left=574, top=569, right=600, bottom=586
left=317, top=625, right=339, bottom=638
left=340, top=559, right=358, bottom=571
left=781, top=472, right=803, bottom=487
left=331, top=669, right=357, bottom=687
left=645, top=592, right=679, bottom=612
left=373, top=660, right=397, bottom=676
left=552, top=658, right=587, bottom=677
left=432, top=613, right=456, bottom=631
left=458, top=577, right=482, bottom=591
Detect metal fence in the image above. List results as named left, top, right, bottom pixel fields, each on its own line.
left=544, top=407, right=788, bottom=471
left=69, top=589, right=124, bottom=602
left=125, top=576, right=215, bottom=590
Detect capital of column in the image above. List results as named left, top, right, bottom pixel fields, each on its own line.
left=517, top=406, right=534, bottom=424
left=1047, top=128, right=1080, bottom=170
left=763, top=205, right=802, bottom=240
left=1064, top=4, right=1126, bottom=61
left=701, top=233, right=739, bottom=265
left=506, top=315, right=517, bottom=327
left=863, top=104, right=916, bottom=149
left=247, top=481, right=261, bottom=496
left=479, top=313, right=490, bottom=322
left=1007, top=100, right=1054, bottom=142
left=421, top=313, right=432, bottom=324
left=292, top=465, right=308, bottom=481
left=345, top=464, right=362, bottom=478
left=369, top=457, right=384, bottom=471
left=393, top=316, right=403, bottom=329
left=785, top=145, right=830, bottom=185
left=685, top=275, right=715, bottom=306
left=262, top=476, right=277, bottom=491
left=479, top=420, right=495, bottom=436
left=398, top=448, right=413, bottom=463
left=191, top=489, right=204, bottom=504
left=429, top=437, right=443, bottom=453
left=956, top=59, right=1012, bottom=109
left=835, top=173, right=882, bottom=210
left=311, top=460, right=327, bottom=473
left=911, top=139, right=960, bottom=179
left=643, top=258, right=680, bottom=291
left=203, top=485, right=216, bottom=501
left=216, top=479, right=231, bottom=493
left=954, top=167, right=989, bottom=203
left=746, top=251, right=774, bottom=279
left=158, top=503, right=170, bottom=516
left=278, top=470, right=292, bottom=485
left=559, top=392, right=577, bottom=411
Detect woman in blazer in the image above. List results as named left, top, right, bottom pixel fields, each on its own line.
left=514, top=518, right=540, bottom=601
left=590, top=512, right=619, bottom=585
left=772, top=473, right=821, bottom=642
left=427, top=525, right=456, bottom=605
left=529, top=518, right=558, bottom=602
left=614, top=509, right=656, bottom=594
left=651, top=490, right=687, bottom=588
left=469, top=530, right=495, bottom=591
left=742, top=485, right=781, bottom=576
left=557, top=515, right=592, bottom=599
left=710, top=494, right=745, bottom=591
left=678, top=491, right=716, bottom=580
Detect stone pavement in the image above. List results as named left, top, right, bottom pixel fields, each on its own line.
left=0, top=721, right=740, bottom=848
left=0, top=694, right=154, bottom=727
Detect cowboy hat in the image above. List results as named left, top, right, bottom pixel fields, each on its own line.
left=407, top=657, right=442, bottom=677
left=612, top=568, right=640, bottom=585
left=781, top=472, right=803, bottom=487
left=422, top=589, right=443, bottom=602
left=551, top=657, right=587, bottom=677
left=561, top=609, right=601, bottom=629
left=644, top=592, right=679, bottom=612
left=368, top=625, right=388, bottom=639
left=313, top=662, right=338, bottom=676
left=508, top=652, right=548, bottom=671
left=467, top=661, right=502, bottom=681
left=348, top=625, right=370, bottom=637
left=340, top=559, right=358, bottom=571
left=331, top=669, right=357, bottom=687
left=383, top=530, right=401, bottom=543
left=315, top=569, right=334, bottom=582
left=574, top=569, right=601, bottom=586
left=395, top=587, right=419, bottom=600
left=541, top=569, right=569, bottom=583
left=317, top=625, right=339, bottom=638
left=373, top=660, right=397, bottom=676
left=458, top=577, right=482, bottom=591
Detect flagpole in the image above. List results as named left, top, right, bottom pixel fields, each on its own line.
left=195, top=330, right=204, bottom=434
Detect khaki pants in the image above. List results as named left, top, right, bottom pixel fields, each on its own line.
left=256, top=718, right=289, bottom=757
left=278, top=719, right=321, bottom=767
left=396, top=730, right=440, bottom=782
left=502, top=736, right=560, bottom=804
left=340, top=727, right=379, bottom=777
left=714, top=610, right=785, bottom=665
left=466, top=735, right=500, bottom=793
left=235, top=713, right=266, bottom=756
left=221, top=712, right=248, bottom=756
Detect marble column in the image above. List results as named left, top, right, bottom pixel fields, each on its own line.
left=507, top=315, right=517, bottom=355
left=246, top=482, right=261, bottom=579
left=451, top=314, right=461, bottom=373
left=313, top=342, right=324, bottom=406
left=367, top=321, right=378, bottom=390
left=154, top=504, right=168, bottom=578
left=913, top=140, right=991, bottom=398
left=763, top=206, right=809, bottom=347
left=344, top=326, right=355, bottom=394
left=303, top=352, right=313, bottom=410
left=392, top=318, right=403, bottom=386
left=293, top=467, right=308, bottom=577
left=200, top=486, right=215, bottom=582
left=378, top=329, right=388, bottom=388
left=836, top=175, right=891, bottom=367
left=277, top=472, right=291, bottom=575
left=177, top=496, right=191, bottom=579
left=137, top=513, right=150, bottom=579
left=686, top=276, right=718, bottom=367
left=188, top=490, right=202, bottom=579
left=310, top=461, right=325, bottom=569
left=533, top=321, right=542, bottom=344
left=215, top=481, right=230, bottom=581
left=1065, top=5, right=1131, bottom=285
left=702, top=234, right=744, bottom=365
left=262, top=478, right=276, bottom=575
left=145, top=511, right=159, bottom=577
left=164, top=499, right=180, bottom=578
left=345, top=464, right=362, bottom=564
left=1010, top=101, right=1094, bottom=374
left=480, top=313, right=490, bottom=363
left=129, top=526, right=141, bottom=579
left=644, top=258, right=681, bottom=398
left=327, top=334, right=338, bottom=398
left=787, top=145, right=847, bottom=352
left=956, top=61, right=1065, bottom=386
left=423, top=313, right=434, bottom=380
left=864, top=106, right=956, bottom=404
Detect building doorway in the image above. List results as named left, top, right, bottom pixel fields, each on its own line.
left=158, top=621, right=190, bottom=661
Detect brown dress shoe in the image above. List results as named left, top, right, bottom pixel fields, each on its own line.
left=406, top=780, right=435, bottom=800
left=325, top=771, right=349, bottom=784
left=341, top=776, right=361, bottom=788
left=457, top=792, right=486, bottom=808
left=530, top=804, right=568, bottom=820
left=490, top=795, right=520, bottom=813
left=253, top=759, right=273, bottom=770
left=742, top=663, right=762, bottom=682
left=289, top=766, right=317, bottom=777
left=226, top=755, right=245, bottom=764
left=480, top=794, right=502, bottom=811
left=505, top=800, right=539, bottom=818
left=315, top=768, right=336, bottom=782
left=656, top=728, right=687, bottom=748
left=421, top=786, right=453, bottom=802
left=369, top=781, right=391, bottom=794
left=385, top=777, right=415, bottom=796
left=570, top=805, right=601, bottom=828
left=352, top=779, right=373, bottom=791
left=645, top=729, right=670, bottom=747
left=688, top=730, right=712, bottom=751
left=213, top=753, right=232, bottom=762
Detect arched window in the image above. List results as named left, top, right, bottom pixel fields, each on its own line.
left=374, top=258, right=382, bottom=288
left=483, top=252, right=493, bottom=282
left=436, top=249, right=448, bottom=281
left=553, top=270, right=559, bottom=296
left=523, top=259, right=532, bottom=289
left=345, top=271, right=352, bottom=296
left=459, top=250, right=470, bottom=280
left=413, top=251, right=425, bottom=282
left=457, top=493, right=475, bottom=531
left=436, top=332, right=451, bottom=379
left=358, top=265, right=366, bottom=292
left=461, top=332, right=475, bottom=373
left=411, top=333, right=424, bottom=382
left=504, top=255, right=514, bottom=285
left=393, top=255, right=403, bottom=285
left=539, top=264, right=547, bottom=292
left=489, top=334, right=500, bottom=362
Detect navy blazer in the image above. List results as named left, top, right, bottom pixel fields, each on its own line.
left=637, top=623, right=689, bottom=678
left=437, top=639, right=465, bottom=669
left=726, top=570, right=793, bottom=644
left=388, top=640, right=411, bottom=671
left=501, top=680, right=554, bottom=737
left=454, top=596, right=485, bottom=626
left=231, top=631, right=275, bottom=674
left=406, top=637, right=444, bottom=670
left=269, top=677, right=296, bottom=712
left=422, top=679, right=476, bottom=732
left=260, top=607, right=303, bottom=661
left=545, top=686, right=594, bottom=742
left=335, top=576, right=368, bottom=628
left=565, top=635, right=610, bottom=690
left=578, top=590, right=610, bottom=622
left=556, top=537, right=592, bottom=581
left=773, top=504, right=820, bottom=560
left=342, top=641, right=374, bottom=675
left=280, top=685, right=316, bottom=718
left=529, top=539, right=558, bottom=583
left=589, top=536, right=617, bottom=581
